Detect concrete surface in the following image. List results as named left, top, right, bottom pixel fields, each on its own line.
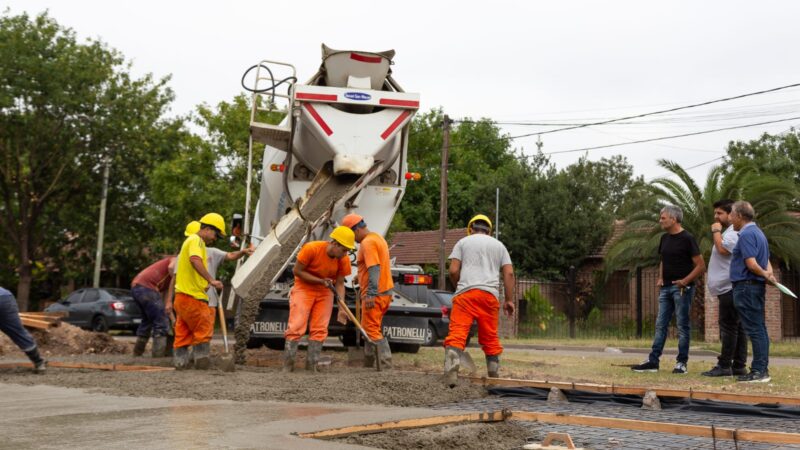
left=0, top=383, right=461, bottom=449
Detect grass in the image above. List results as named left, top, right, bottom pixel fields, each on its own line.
left=504, top=337, right=800, bottom=358
left=395, top=346, right=800, bottom=397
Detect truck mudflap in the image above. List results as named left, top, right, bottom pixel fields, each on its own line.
left=247, top=300, right=430, bottom=345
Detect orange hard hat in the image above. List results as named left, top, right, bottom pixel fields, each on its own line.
left=341, top=213, right=365, bottom=230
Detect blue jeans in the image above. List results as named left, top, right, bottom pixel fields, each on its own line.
left=648, top=285, right=693, bottom=364
left=733, top=282, right=769, bottom=372
left=131, top=285, right=170, bottom=338
left=0, top=294, right=37, bottom=352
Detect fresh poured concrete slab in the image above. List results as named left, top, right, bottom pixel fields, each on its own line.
left=0, top=383, right=458, bottom=449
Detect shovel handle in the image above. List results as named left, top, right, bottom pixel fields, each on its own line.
left=331, top=288, right=373, bottom=344
left=216, top=289, right=229, bottom=353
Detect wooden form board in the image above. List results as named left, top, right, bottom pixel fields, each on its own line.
left=297, top=410, right=509, bottom=439
left=511, top=411, right=800, bottom=445
left=298, top=409, right=800, bottom=445
left=0, top=361, right=174, bottom=372
left=470, top=376, right=800, bottom=406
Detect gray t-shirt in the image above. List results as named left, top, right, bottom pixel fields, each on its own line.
left=205, top=247, right=228, bottom=307
left=449, top=234, right=512, bottom=299
left=707, top=225, right=738, bottom=296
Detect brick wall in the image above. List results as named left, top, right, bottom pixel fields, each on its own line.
left=704, top=264, right=783, bottom=342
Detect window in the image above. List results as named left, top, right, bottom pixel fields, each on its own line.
left=81, top=289, right=100, bottom=304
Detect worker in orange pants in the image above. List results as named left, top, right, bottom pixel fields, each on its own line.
left=341, top=213, right=395, bottom=369
left=173, top=212, right=226, bottom=370
left=443, top=214, right=515, bottom=387
left=282, top=226, right=354, bottom=372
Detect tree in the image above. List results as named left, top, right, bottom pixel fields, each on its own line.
left=0, top=12, right=176, bottom=309
left=726, top=129, right=800, bottom=188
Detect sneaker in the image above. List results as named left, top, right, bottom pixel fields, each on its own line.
left=732, top=366, right=748, bottom=376
left=701, top=365, right=732, bottom=377
left=672, top=362, right=688, bottom=374
left=631, top=360, right=659, bottom=372
left=737, top=370, right=771, bottom=383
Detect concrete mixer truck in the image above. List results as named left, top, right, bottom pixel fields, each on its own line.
left=229, top=45, right=446, bottom=361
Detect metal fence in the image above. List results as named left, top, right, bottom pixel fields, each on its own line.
left=516, top=267, right=704, bottom=340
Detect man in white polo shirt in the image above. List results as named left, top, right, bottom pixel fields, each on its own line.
left=702, top=199, right=747, bottom=377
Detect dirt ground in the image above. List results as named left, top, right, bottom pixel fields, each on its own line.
left=335, top=421, right=537, bottom=450
left=0, top=323, right=128, bottom=356
left=0, top=344, right=487, bottom=408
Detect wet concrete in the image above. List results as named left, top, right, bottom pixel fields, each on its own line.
left=0, top=383, right=462, bottom=449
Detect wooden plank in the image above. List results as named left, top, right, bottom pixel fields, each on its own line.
left=20, top=311, right=69, bottom=318
left=20, top=317, right=54, bottom=330
left=471, top=376, right=800, bottom=406
left=298, top=410, right=508, bottom=439
left=0, top=362, right=173, bottom=372
left=511, top=411, right=800, bottom=444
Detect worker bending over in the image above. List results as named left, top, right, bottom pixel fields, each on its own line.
left=444, top=214, right=515, bottom=387
left=0, top=286, right=46, bottom=373
left=130, top=255, right=176, bottom=358
left=341, top=214, right=394, bottom=369
left=173, top=213, right=225, bottom=370
left=282, top=226, right=354, bottom=372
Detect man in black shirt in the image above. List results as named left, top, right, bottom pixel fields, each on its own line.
left=632, top=205, right=705, bottom=374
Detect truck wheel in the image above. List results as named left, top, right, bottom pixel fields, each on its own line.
left=263, top=338, right=285, bottom=351
left=246, top=338, right=264, bottom=349
left=389, top=343, right=421, bottom=354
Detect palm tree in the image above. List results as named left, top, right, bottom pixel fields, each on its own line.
left=605, top=159, right=800, bottom=274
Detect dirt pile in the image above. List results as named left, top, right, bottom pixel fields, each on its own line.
left=337, top=421, right=536, bottom=450
left=0, top=323, right=128, bottom=356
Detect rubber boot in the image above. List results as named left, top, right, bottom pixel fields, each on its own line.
left=193, top=342, right=211, bottom=370
left=151, top=336, right=168, bottom=358
left=444, top=346, right=461, bottom=388
left=282, top=340, right=299, bottom=373
left=486, top=354, right=500, bottom=378
left=376, top=338, right=392, bottom=370
left=25, top=347, right=46, bottom=374
left=306, top=340, right=323, bottom=372
left=164, top=334, right=175, bottom=357
left=174, top=346, right=191, bottom=370
left=132, top=336, right=149, bottom=357
left=363, top=340, right=377, bottom=368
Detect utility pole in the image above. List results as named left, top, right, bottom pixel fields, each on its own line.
left=495, top=187, right=500, bottom=239
left=93, top=156, right=111, bottom=288
left=438, top=114, right=451, bottom=290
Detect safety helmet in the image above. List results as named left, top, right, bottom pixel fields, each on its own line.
left=467, top=214, right=493, bottom=235
left=329, top=226, right=356, bottom=250
left=341, top=213, right=365, bottom=230
left=184, top=221, right=201, bottom=237
left=199, top=212, right=227, bottom=236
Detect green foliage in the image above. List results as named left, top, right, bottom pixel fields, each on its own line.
left=523, top=285, right=554, bottom=331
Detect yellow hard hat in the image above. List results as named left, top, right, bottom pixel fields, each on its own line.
left=467, top=214, right=493, bottom=235
left=184, top=221, right=201, bottom=237
left=329, top=226, right=356, bottom=250
left=199, top=212, right=227, bottom=236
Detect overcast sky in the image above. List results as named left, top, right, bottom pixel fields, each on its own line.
left=6, top=1, right=800, bottom=182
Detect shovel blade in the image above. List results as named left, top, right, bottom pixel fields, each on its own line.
left=460, top=350, right=478, bottom=375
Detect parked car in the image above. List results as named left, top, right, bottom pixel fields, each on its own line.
left=45, top=287, right=143, bottom=332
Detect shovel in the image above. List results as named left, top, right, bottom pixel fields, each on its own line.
left=216, top=289, right=235, bottom=372
left=331, top=287, right=381, bottom=372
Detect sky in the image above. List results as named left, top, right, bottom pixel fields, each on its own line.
left=6, top=0, right=800, bottom=183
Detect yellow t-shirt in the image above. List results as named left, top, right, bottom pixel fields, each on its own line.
left=175, top=234, right=209, bottom=301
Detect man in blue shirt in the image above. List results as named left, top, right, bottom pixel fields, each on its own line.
left=0, top=286, right=46, bottom=373
left=729, top=201, right=777, bottom=383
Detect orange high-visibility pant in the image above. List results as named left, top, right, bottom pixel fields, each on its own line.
left=173, top=292, right=214, bottom=348
left=361, top=294, right=391, bottom=341
left=204, top=306, right=217, bottom=341
left=443, top=288, right=503, bottom=356
left=285, top=288, right=333, bottom=342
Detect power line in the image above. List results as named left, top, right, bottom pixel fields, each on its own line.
left=540, top=116, right=800, bottom=156
left=449, top=82, right=800, bottom=147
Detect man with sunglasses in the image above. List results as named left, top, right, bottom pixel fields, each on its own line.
left=173, top=212, right=226, bottom=370
left=341, top=213, right=395, bottom=369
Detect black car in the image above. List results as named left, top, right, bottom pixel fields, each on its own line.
left=45, top=287, right=143, bottom=332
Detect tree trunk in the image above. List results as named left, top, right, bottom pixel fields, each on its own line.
left=16, top=264, right=32, bottom=312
